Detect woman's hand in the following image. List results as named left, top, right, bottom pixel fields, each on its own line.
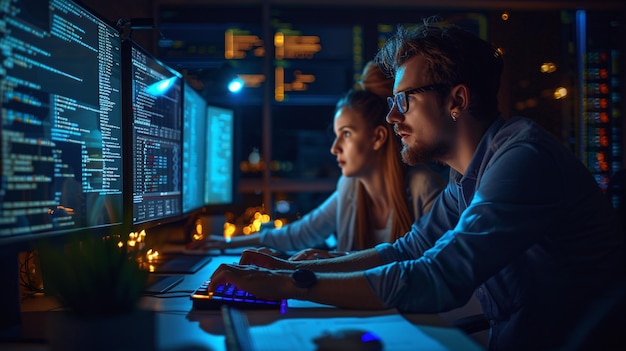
left=238, top=249, right=297, bottom=270
left=245, top=246, right=288, bottom=258
left=289, top=249, right=350, bottom=261
left=198, top=234, right=230, bottom=250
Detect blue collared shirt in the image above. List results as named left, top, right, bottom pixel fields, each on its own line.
left=366, top=116, right=624, bottom=350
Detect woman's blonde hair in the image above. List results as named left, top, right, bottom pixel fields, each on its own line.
left=335, top=61, right=413, bottom=250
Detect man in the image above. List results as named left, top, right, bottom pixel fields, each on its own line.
left=208, top=21, right=624, bottom=350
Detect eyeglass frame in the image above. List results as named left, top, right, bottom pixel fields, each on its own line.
left=387, top=84, right=448, bottom=114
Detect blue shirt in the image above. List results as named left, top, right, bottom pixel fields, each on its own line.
left=366, top=116, right=624, bottom=350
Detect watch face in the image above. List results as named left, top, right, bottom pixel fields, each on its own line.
left=292, top=269, right=317, bottom=288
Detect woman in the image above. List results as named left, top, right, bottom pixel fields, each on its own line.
left=205, top=62, right=445, bottom=259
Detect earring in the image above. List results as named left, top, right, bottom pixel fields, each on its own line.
left=451, top=111, right=459, bottom=122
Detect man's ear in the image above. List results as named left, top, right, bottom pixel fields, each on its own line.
left=372, top=125, right=388, bottom=151
left=448, top=84, right=470, bottom=115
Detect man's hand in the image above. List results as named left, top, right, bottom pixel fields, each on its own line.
left=207, top=263, right=295, bottom=301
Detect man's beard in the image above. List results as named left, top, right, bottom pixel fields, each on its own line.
left=394, top=122, right=452, bottom=166
left=401, top=140, right=449, bottom=166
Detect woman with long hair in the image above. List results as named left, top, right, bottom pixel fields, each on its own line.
left=205, top=61, right=445, bottom=259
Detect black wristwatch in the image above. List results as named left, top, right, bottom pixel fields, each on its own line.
left=291, top=269, right=317, bottom=288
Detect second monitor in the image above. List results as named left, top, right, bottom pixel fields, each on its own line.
left=123, top=40, right=184, bottom=228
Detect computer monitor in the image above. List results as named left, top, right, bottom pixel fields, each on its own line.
left=204, top=104, right=236, bottom=207
left=0, top=0, right=124, bottom=248
left=122, top=40, right=184, bottom=229
left=0, top=0, right=123, bottom=337
left=182, top=81, right=208, bottom=213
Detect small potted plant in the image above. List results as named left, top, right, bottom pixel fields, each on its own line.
left=37, top=231, right=154, bottom=350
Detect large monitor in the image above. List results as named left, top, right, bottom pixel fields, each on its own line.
left=0, top=0, right=123, bottom=337
left=122, top=41, right=183, bottom=228
left=0, top=0, right=124, bottom=248
left=182, top=81, right=208, bottom=213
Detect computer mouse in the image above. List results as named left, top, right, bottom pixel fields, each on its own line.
left=313, top=328, right=383, bottom=351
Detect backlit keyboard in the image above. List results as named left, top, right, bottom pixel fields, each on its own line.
left=190, top=279, right=285, bottom=310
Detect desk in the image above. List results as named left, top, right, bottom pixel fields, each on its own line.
left=8, top=254, right=485, bottom=351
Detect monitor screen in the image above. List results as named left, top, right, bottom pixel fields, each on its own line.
left=0, top=0, right=124, bottom=244
left=182, top=81, right=208, bottom=213
left=205, top=104, right=235, bottom=206
left=125, top=41, right=183, bottom=226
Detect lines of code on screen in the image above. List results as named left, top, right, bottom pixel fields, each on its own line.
left=0, top=0, right=123, bottom=237
left=130, top=44, right=183, bottom=224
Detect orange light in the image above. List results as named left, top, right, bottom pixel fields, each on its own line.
left=274, top=219, right=284, bottom=229
left=540, top=62, right=557, bottom=73
left=553, top=87, right=568, bottom=99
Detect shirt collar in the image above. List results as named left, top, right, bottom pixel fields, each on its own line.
left=463, top=116, right=506, bottom=181
left=451, top=116, right=506, bottom=207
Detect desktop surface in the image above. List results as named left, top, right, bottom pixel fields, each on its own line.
left=145, top=254, right=212, bottom=274
left=10, top=253, right=485, bottom=351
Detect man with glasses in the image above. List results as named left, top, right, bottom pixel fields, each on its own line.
left=208, top=20, right=624, bottom=351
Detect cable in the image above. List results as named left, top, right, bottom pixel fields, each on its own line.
left=19, top=250, right=44, bottom=295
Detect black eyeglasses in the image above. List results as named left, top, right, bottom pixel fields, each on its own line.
left=387, top=84, right=447, bottom=114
